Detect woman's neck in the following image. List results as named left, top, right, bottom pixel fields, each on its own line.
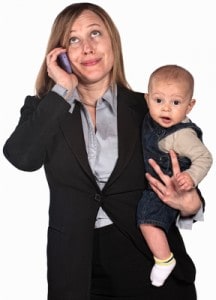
left=77, top=81, right=110, bottom=105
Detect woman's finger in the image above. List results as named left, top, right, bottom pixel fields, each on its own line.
left=147, top=158, right=170, bottom=186
left=169, top=149, right=181, bottom=177
left=145, top=172, right=167, bottom=198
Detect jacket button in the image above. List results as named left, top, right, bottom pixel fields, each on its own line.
left=94, top=194, right=102, bottom=202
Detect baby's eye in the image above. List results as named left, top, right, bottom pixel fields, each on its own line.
left=69, top=36, right=79, bottom=45
left=91, top=30, right=101, bottom=38
left=173, top=100, right=180, bottom=106
left=156, top=98, right=162, bottom=103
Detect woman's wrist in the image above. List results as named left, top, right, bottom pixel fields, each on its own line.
left=52, top=84, right=74, bottom=100
left=179, top=188, right=202, bottom=217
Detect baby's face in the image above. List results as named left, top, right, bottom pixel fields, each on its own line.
left=146, top=79, right=195, bottom=128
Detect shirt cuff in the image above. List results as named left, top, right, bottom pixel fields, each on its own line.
left=176, top=205, right=204, bottom=230
left=52, top=84, right=69, bottom=99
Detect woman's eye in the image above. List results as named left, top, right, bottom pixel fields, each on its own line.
left=91, top=30, right=101, bottom=38
left=69, top=36, right=79, bottom=44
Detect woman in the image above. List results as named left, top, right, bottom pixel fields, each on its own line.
left=3, top=3, right=203, bottom=300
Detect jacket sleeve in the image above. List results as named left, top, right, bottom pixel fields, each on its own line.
left=3, top=92, right=70, bottom=171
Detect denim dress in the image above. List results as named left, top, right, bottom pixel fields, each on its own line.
left=137, top=113, right=202, bottom=233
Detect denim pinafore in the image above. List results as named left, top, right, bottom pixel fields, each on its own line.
left=137, top=113, right=202, bottom=232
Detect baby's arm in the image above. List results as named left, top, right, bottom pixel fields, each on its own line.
left=175, top=171, right=195, bottom=191
left=159, top=127, right=213, bottom=186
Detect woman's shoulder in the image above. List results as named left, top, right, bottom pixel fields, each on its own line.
left=117, top=85, right=148, bottom=111
left=117, top=85, right=144, bottom=98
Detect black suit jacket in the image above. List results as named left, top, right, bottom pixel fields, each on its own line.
left=3, top=85, right=196, bottom=298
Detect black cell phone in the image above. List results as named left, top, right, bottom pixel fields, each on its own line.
left=57, top=52, right=73, bottom=74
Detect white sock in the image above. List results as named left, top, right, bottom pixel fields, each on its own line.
left=150, top=253, right=176, bottom=287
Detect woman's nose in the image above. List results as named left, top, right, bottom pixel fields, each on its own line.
left=83, top=40, right=95, bottom=55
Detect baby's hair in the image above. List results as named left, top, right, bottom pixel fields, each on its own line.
left=148, top=64, right=194, bottom=97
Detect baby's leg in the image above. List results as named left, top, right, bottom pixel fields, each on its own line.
left=140, top=224, right=176, bottom=287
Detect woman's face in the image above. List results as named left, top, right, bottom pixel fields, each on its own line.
left=67, top=10, right=114, bottom=85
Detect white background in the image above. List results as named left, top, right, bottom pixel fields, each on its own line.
left=0, top=1, right=215, bottom=299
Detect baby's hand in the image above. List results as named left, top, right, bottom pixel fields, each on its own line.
left=175, top=171, right=195, bottom=191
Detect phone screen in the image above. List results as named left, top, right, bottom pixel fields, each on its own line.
left=57, top=53, right=73, bottom=74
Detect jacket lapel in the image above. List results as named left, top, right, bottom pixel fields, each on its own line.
left=59, top=102, right=96, bottom=183
left=105, top=88, right=140, bottom=188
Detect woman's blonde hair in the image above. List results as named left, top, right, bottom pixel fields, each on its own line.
left=35, top=2, right=130, bottom=98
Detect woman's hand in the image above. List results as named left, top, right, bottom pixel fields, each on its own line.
left=145, top=150, right=202, bottom=216
left=46, top=48, right=78, bottom=91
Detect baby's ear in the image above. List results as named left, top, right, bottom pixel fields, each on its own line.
left=144, top=93, right=149, bottom=103
left=187, top=98, right=196, bottom=113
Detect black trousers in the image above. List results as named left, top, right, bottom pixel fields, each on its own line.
left=91, top=225, right=197, bottom=300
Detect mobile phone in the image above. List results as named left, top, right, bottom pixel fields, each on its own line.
left=57, top=52, right=73, bottom=74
